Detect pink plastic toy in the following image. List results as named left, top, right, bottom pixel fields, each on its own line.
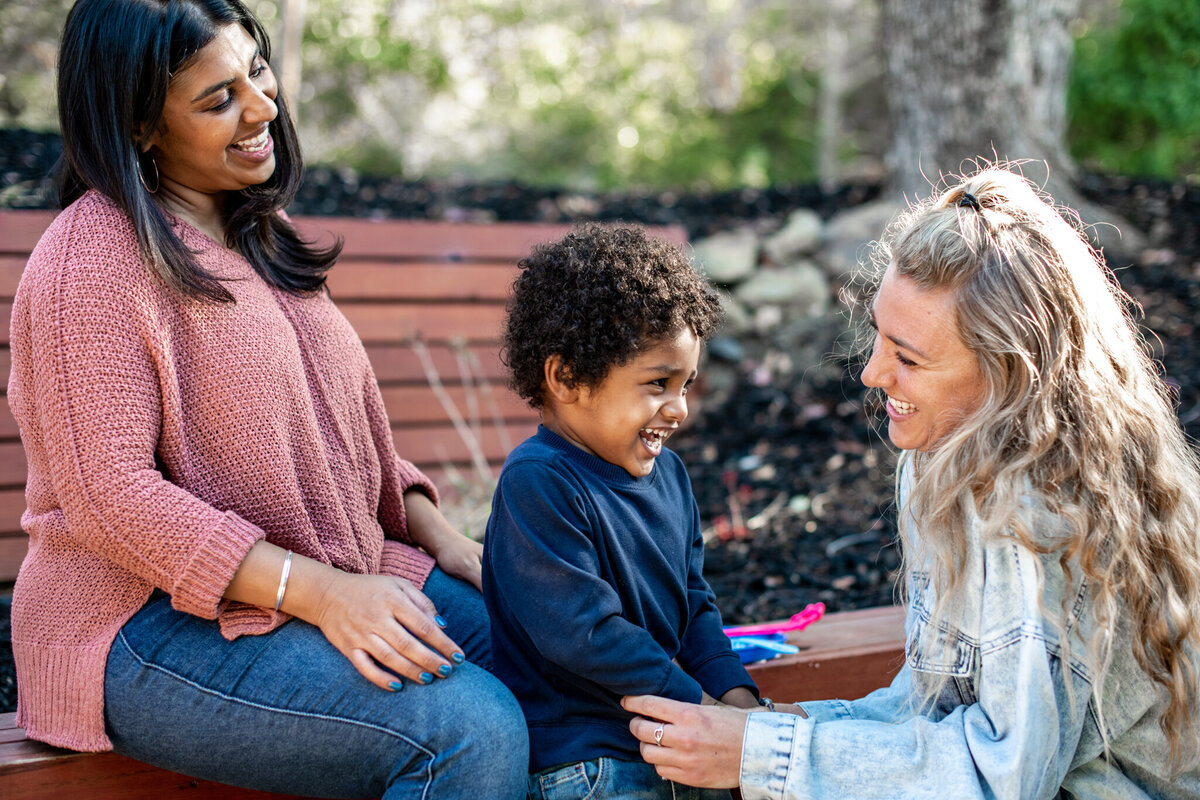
left=723, top=602, right=826, bottom=637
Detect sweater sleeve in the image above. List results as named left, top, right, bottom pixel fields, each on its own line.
left=362, top=359, right=439, bottom=546
left=487, top=458, right=704, bottom=702
left=17, top=204, right=263, bottom=618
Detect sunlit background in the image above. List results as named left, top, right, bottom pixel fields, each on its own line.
left=2, top=0, right=1196, bottom=191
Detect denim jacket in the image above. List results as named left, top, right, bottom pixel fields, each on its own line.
left=740, top=467, right=1200, bottom=799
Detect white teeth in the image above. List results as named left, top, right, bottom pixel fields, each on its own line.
left=639, top=428, right=669, bottom=454
left=232, top=130, right=269, bottom=151
left=888, top=396, right=916, bottom=415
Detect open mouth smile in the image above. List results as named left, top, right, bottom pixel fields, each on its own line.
left=639, top=427, right=671, bottom=455
left=230, top=128, right=272, bottom=156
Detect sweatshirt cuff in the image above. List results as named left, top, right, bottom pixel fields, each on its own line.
left=170, top=511, right=264, bottom=618
left=689, top=651, right=758, bottom=701
left=657, top=662, right=705, bottom=704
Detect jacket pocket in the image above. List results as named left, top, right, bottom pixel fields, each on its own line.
left=905, top=572, right=979, bottom=679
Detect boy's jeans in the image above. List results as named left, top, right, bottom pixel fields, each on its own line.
left=104, top=568, right=528, bottom=799
left=528, top=756, right=733, bottom=800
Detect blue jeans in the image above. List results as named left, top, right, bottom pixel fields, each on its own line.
left=528, top=758, right=732, bottom=800
left=104, top=568, right=528, bottom=799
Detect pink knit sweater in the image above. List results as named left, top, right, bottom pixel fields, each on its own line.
left=6, top=191, right=438, bottom=751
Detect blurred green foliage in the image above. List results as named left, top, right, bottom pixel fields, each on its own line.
left=1068, top=0, right=1200, bottom=179
left=5, top=0, right=1196, bottom=188
left=290, top=0, right=829, bottom=190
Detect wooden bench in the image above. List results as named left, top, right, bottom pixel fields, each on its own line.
left=0, top=209, right=686, bottom=582
left=0, top=605, right=906, bottom=799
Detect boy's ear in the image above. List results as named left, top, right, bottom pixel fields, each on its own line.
left=543, top=354, right=580, bottom=405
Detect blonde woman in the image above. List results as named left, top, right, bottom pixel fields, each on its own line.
left=623, top=165, right=1200, bottom=798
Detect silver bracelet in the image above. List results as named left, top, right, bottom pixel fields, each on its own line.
left=758, top=697, right=775, bottom=712
left=274, top=550, right=293, bottom=611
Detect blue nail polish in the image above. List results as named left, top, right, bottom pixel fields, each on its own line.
left=389, top=680, right=404, bottom=691
left=437, top=664, right=452, bottom=677
left=434, top=615, right=447, bottom=628
left=420, top=672, right=434, bottom=685
left=451, top=652, right=465, bottom=664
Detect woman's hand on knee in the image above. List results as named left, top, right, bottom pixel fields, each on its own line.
left=314, top=572, right=464, bottom=691
left=621, top=694, right=746, bottom=789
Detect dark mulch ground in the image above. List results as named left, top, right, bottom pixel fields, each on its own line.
left=2, top=128, right=1198, bottom=707
left=686, top=173, right=1200, bottom=624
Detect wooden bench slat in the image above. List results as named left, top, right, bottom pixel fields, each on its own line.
left=0, top=255, right=25, bottom=297
left=293, top=217, right=688, bottom=260
left=0, top=536, right=26, bottom=583
left=327, top=261, right=516, bottom=301
left=379, top=385, right=535, bottom=426
left=391, top=420, right=538, bottom=469
left=0, top=488, right=26, bottom=531
left=0, top=401, right=16, bottom=438
left=0, top=211, right=56, bottom=254
left=340, top=302, right=507, bottom=344
left=0, top=211, right=687, bottom=260
left=366, top=343, right=507, bottom=385
left=0, top=441, right=25, bottom=487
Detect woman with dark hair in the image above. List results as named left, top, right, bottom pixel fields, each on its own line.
left=7, top=0, right=528, bottom=796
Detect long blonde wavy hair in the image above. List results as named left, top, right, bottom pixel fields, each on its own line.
left=860, top=165, right=1200, bottom=771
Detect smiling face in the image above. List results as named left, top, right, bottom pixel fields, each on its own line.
left=544, top=327, right=701, bottom=477
left=144, top=23, right=278, bottom=209
left=861, top=264, right=986, bottom=452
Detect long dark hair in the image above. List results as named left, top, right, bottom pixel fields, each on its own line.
left=56, top=0, right=340, bottom=302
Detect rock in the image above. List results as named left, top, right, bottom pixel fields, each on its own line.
left=763, top=208, right=824, bottom=264
left=691, top=228, right=760, bottom=284
left=752, top=304, right=784, bottom=334
left=816, top=199, right=904, bottom=281
left=716, top=289, right=753, bottom=336
left=733, top=261, right=830, bottom=316
left=707, top=335, right=745, bottom=363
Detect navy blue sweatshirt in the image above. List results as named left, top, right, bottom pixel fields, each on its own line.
left=482, top=426, right=756, bottom=771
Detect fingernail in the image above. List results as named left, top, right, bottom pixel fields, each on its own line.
left=451, top=652, right=465, bottom=664
left=420, top=672, right=434, bottom=685
left=434, top=615, right=447, bottom=628
left=437, top=664, right=452, bottom=677
left=389, top=680, right=404, bottom=691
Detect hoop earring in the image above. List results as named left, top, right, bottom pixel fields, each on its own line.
left=137, top=154, right=160, bottom=194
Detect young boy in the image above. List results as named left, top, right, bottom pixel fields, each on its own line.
left=483, top=225, right=760, bottom=799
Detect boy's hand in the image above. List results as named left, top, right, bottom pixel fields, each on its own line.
left=426, top=534, right=484, bottom=590
left=404, top=489, right=483, bottom=589
left=716, top=686, right=761, bottom=709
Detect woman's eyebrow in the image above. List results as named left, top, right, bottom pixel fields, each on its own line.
left=191, top=46, right=262, bottom=103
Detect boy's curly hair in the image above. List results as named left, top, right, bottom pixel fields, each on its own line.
left=502, top=224, right=724, bottom=409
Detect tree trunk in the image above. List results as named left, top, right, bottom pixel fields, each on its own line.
left=278, top=0, right=307, bottom=111
left=878, top=0, right=1143, bottom=255
left=880, top=0, right=1079, bottom=199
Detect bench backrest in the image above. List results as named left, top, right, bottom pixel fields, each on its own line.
left=0, top=209, right=687, bottom=582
